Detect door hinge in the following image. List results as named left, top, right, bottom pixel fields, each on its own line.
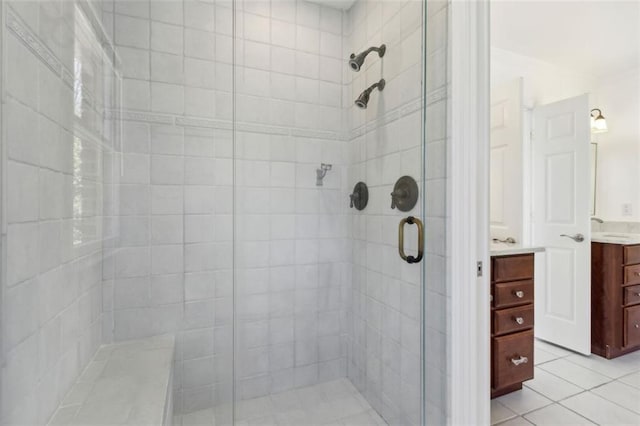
left=477, top=261, right=483, bottom=277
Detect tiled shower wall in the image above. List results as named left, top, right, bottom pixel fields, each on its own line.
left=102, top=0, right=350, bottom=414
left=231, top=0, right=350, bottom=403
left=0, top=1, right=118, bottom=424
left=345, top=0, right=448, bottom=425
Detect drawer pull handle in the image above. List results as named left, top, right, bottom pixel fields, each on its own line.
left=635, top=272, right=640, bottom=277
left=514, top=316, right=525, bottom=325
left=513, top=290, right=525, bottom=298
left=635, top=324, right=639, bottom=329
left=636, top=292, right=640, bottom=297
left=511, top=356, right=529, bottom=366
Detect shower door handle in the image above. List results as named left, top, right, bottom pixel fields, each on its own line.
left=398, top=216, right=424, bottom=264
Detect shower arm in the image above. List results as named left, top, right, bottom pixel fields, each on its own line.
left=364, top=80, right=384, bottom=95
left=360, top=46, right=383, bottom=58
left=351, top=45, right=386, bottom=61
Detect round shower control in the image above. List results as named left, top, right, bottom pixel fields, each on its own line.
left=390, top=176, right=419, bottom=211
left=350, top=182, right=369, bottom=210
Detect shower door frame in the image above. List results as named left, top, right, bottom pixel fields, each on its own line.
left=449, top=0, right=491, bottom=424
left=0, top=2, right=4, bottom=405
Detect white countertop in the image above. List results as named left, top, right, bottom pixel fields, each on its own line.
left=490, top=243, right=545, bottom=256
left=591, top=232, right=640, bottom=245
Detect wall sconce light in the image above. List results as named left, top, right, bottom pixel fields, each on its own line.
left=590, top=108, right=608, bottom=134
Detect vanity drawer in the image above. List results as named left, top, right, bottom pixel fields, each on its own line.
left=624, top=285, right=640, bottom=306
left=624, top=264, right=640, bottom=285
left=493, top=305, right=534, bottom=336
left=492, top=330, right=534, bottom=390
left=493, top=280, right=534, bottom=308
left=492, top=255, right=534, bottom=283
left=624, top=245, right=640, bottom=265
left=624, top=305, right=640, bottom=348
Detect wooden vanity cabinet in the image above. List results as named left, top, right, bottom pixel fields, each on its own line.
left=491, top=253, right=535, bottom=398
left=592, top=243, right=640, bottom=358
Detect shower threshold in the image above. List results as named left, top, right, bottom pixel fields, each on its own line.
left=174, top=378, right=387, bottom=426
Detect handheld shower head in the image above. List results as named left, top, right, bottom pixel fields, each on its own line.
left=349, top=44, right=386, bottom=72
left=355, top=79, right=385, bottom=109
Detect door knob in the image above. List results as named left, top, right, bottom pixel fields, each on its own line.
left=493, top=237, right=517, bottom=244
left=560, top=233, right=585, bottom=242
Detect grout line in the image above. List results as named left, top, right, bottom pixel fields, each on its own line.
left=582, top=384, right=640, bottom=416
left=522, top=400, right=598, bottom=426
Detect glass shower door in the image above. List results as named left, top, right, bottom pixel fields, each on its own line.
left=232, top=0, right=353, bottom=421
left=345, top=1, right=427, bottom=424
left=105, top=1, right=236, bottom=424
left=231, top=1, right=443, bottom=425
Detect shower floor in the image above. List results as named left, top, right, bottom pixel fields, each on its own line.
left=174, top=378, right=387, bottom=426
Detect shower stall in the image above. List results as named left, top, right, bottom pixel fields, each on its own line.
left=0, top=0, right=449, bottom=424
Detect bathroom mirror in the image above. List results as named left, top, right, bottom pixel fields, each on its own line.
left=590, top=143, right=598, bottom=216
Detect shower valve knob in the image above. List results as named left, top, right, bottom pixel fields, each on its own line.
left=350, top=182, right=369, bottom=210
left=390, top=176, right=419, bottom=212
left=390, top=190, right=406, bottom=209
left=349, top=193, right=359, bottom=208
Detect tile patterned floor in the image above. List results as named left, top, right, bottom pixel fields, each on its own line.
left=492, top=339, right=640, bottom=425
left=174, top=378, right=388, bottom=426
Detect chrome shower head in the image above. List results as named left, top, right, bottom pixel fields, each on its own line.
left=349, top=44, right=386, bottom=72
left=355, top=79, right=385, bottom=109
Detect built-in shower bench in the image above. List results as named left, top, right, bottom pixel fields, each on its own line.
left=47, top=335, right=175, bottom=425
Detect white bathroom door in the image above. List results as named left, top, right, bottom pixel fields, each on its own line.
left=532, top=94, right=591, bottom=354
left=490, top=78, right=523, bottom=242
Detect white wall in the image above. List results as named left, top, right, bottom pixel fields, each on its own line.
left=491, top=47, right=595, bottom=108
left=592, top=68, right=640, bottom=222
